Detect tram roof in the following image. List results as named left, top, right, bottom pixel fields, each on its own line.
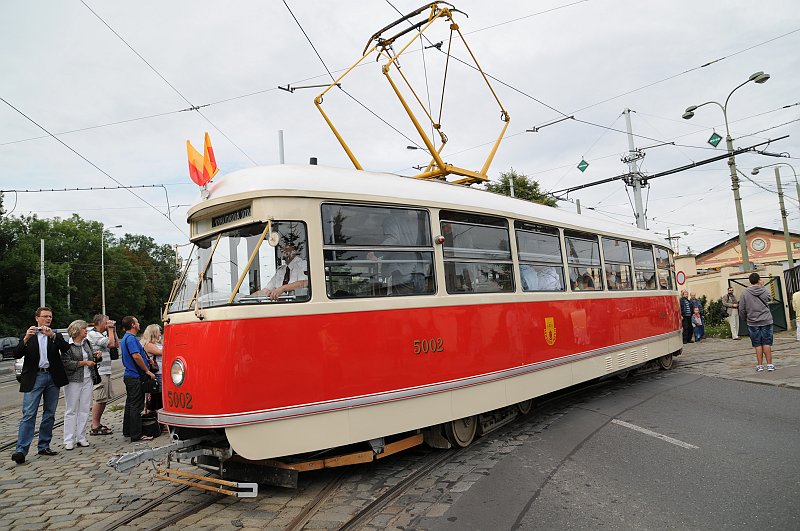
left=192, top=164, right=665, bottom=246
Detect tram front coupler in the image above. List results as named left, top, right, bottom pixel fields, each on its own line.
left=107, top=433, right=226, bottom=472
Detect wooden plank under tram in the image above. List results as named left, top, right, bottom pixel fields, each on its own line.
left=264, top=433, right=424, bottom=472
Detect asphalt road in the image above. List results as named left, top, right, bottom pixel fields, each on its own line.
left=431, top=372, right=800, bottom=530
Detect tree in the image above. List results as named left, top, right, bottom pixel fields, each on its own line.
left=0, top=214, right=178, bottom=336
left=485, top=169, right=558, bottom=207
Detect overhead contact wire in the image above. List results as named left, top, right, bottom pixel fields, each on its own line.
left=80, top=0, right=258, bottom=165
left=0, top=96, right=187, bottom=237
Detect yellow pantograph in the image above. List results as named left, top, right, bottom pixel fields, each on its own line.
left=315, top=2, right=509, bottom=185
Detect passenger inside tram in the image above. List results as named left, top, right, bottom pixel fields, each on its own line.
left=368, top=214, right=427, bottom=294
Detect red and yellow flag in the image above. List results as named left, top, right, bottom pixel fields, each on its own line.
left=187, top=132, right=219, bottom=186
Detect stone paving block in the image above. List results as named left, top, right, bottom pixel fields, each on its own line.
left=10, top=523, right=45, bottom=531
left=73, top=505, right=104, bottom=515
left=425, top=502, right=451, bottom=518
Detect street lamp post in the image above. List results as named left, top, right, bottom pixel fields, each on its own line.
left=101, top=224, right=122, bottom=316
left=682, top=71, right=770, bottom=272
left=752, top=163, right=798, bottom=268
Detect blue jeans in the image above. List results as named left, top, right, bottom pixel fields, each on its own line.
left=16, top=371, right=60, bottom=455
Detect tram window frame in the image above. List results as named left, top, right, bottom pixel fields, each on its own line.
left=178, top=221, right=311, bottom=309
left=655, top=246, right=676, bottom=290
left=601, top=237, right=633, bottom=291
left=321, top=203, right=435, bottom=299
left=441, top=211, right=514, bottom=294
left=564, top=230, right=603, bottom=291
left=514, top=221, right=565, bottom=292
left=632, top=243, right=658, bottom=291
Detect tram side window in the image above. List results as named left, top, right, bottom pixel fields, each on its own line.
left=321, top=204, right=434, bottom=298
left=515, top=221, right=564, bottom=291
left=565, top=231, right=603, bottom=291
left=441, top=211, right=513, bottom=294
left=632, top=243, right=657, bottom=290
left=655, top=246, right=675, bottom=290
left=602, top=237, right=632, bottom=291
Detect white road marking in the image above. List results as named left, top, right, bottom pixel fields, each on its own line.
left=611, top=419, right=699, bottom=450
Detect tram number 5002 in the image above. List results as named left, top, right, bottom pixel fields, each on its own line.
left=167, top=391, right=193, bottom=409
left=413, top=338, right=444, bottom=354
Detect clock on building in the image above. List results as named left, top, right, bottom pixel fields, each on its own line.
left=751, top=237, right=767, bottom=252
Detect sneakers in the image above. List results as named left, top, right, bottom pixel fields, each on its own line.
left=77, top=440, right=90, bottom=447
left=11, top=452, right=25, bottom=464
left=756, top=365, right=764, bottom=372
left=767, top=364, right=776, bottom=371
left=64, top=441, right=74, bottom=450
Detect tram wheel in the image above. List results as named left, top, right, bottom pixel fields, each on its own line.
left=616, top=370, right=630, bottom=380
left=657, top=353, right=674, bottom=370
left=517, top=399, right=534, bottom=415
left=444, top=415, right=478, bottom=448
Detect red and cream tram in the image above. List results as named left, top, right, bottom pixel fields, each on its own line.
left=158, top=163, right=681, bottom=475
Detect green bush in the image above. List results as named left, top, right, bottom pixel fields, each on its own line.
left=704, top=297, right=727, bottom=327
left=703, top=323, right=731, bottom=339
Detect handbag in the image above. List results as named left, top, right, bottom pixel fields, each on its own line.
left=109, top=347, right=119, bottom=361
left=141, top=375, right=160, bottom=394
left=90, top=363, right=102, bottom=385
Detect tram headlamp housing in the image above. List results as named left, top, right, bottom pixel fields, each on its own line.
left=171, top=359, right=186, bottom=387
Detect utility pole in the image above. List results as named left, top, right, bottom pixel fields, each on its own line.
left=621, top=109, right=647, bottom=229
left=278, top=130, right=285, bottom=164
left=775, top=167, right=795, bottom=268
left=40, top=239, right=45, bottom=307
left=575, top=198, right=581, bottom=215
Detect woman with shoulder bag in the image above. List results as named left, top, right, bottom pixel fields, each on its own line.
left=61, top=320, right=101, bottom=450
left=141, top=324, right=164, bottom=413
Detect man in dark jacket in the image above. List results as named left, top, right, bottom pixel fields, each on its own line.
left=11, top=307, right=70, bottom=464
left=679, top=290, right=693, bottom=344
left=739, top=273, right=774, bottom=372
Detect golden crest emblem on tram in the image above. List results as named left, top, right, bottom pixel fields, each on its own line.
left=544, top=317, right=557, bottom=346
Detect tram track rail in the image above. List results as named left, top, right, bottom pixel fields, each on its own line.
left=283, top=370, right=655, bottom=530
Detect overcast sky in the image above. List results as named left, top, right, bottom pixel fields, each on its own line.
left=1, top=0, right=798, bottom=257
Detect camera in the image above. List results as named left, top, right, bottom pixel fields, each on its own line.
left=35, top=327, right=43, bottom=332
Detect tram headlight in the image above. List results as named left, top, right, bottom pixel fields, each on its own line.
left=171, top=359, right=186, bottom=387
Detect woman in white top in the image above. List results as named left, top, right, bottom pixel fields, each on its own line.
left=141, top=324, right=163, bottom=383
left=60, top=320, right=99, bottom=450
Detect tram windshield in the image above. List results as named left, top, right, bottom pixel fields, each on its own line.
left=168, top=221, right=310, bottom=312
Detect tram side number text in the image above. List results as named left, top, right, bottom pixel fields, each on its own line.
left=413, top=338, right=444, bottom=354
left=167, top=391, right=193, bottom=409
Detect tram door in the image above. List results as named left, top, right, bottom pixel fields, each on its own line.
left=730, top=276, right=787, bottom=333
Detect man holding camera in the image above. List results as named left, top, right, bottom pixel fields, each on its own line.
left=87, top=314, right=118, bottom=436
left=11, top=307, right=70, bottom=464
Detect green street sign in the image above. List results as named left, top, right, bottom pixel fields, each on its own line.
left=708, top=132, right=722, bottom=147
left=577, top=159, right=589, bottom=172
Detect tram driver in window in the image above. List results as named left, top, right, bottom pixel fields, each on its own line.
left=252, top=241, right=308, bottom=301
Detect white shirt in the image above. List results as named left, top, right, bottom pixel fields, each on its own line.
left=87, top=329, right=112, bottom=376
left=37, top=332, right=49, bottom=368
left=265, top=258, right=308, bottom=291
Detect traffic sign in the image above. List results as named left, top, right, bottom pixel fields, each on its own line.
left=577, top=159, right=589, bottom=172
left=676, top=271, right=686, bottom=285
left=707, top=132, right=722, bottom=148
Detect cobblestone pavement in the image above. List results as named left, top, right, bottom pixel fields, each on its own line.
left=1, top=331, right=797, bottom=530
left=675, top=329, right=800, bottom=390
